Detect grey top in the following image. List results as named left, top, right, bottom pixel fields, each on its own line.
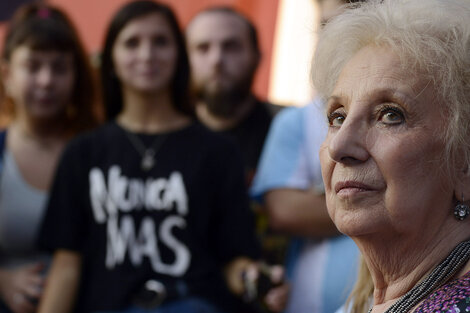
left=0, top=149, right=50, bottom=269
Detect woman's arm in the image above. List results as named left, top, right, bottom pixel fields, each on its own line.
left=38, top=250, right=82, bottom=313
left=265, top=188, right=339, bottom=237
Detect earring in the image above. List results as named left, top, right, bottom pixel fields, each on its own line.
left=454, top=195, right=470, bottom=221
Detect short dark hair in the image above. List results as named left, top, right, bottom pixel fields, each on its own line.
left=100, top=0, right=193, bottom=120
left=1, top=3, right=98, bottom=134
left=189, top=7, right=261, bottom=57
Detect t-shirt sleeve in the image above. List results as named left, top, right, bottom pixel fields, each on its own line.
left=250, top=107, right=310, bottom=201
left=38, top=136, right=89, bottom=252
left=209, top=139, right=261, bottom=264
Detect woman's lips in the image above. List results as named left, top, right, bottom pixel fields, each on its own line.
left=36, top=97, right=55, bottom=105
left=334, top=180, right=376, bottom=197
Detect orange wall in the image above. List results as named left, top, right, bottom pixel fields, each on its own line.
left=0, top=0, right=279, bottom=99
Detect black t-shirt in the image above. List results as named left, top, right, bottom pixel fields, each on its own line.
left=39, top=121, right=261, bottom=312
left=219, top=100, right=273, bottom=184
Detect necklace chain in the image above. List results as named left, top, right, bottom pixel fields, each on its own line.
left=122, top=129, right=167, bottom=171
left=368, top=240, right=470, bottom=313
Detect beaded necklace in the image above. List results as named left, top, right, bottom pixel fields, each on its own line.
left=368, top=240, right=470, bottom=313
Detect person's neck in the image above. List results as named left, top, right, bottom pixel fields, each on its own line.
left=10, top=113, right=68, bottom=147
left=357, top=222, right=470, bottom=311
left=117, top=88, right=191, bottom=134
left=196, top=94, right=256, bottom=131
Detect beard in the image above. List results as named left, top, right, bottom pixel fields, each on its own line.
left=194, top=69, right=256, bottom=119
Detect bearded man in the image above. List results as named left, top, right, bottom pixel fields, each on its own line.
left=186, top=7, right=276, bottom=184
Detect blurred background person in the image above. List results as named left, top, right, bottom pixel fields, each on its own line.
left=186, top=7, right=278, bottom=185
left=251, top=1, right=366, bottom=313
left=186, top=6, right=289, bottom=272
left=0, top=3, right=97, bottom=313
left=312, top=0, right=470, bottom=313
left=37, top=1, right=287, bottom=313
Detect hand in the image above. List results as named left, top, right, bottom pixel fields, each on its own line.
left=243, top=263, right=290, bottom=312
left=263, top=265, right=289, bottom=312
left=0, top=263, right=45, bottom=313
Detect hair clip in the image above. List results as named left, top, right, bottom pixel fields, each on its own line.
left=37, top=7, right=51, bottom=19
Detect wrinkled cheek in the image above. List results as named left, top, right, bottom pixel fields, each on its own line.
left=319, top=144, right=337, bottom=218
left=319, top=142, right=332, bottom=193
left=325, top=191, right=338, bottom=222
left=391, top=143, right=445, bottom=190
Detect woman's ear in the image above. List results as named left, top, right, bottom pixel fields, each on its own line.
left=454, top=165, right=470, bottom=202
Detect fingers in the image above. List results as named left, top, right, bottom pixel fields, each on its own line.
left=10, top=292, right=36, bottom=313
left=22, top=283, right=42, bottom=300
left=264, top=283, right=290, bottom=313
left=2, top=265, right=44, bottom=313
left=24, top=274, right=44, bottom=291
left=244, top=263, right=260, bottom=281
left=17, top=266, right=44, bottom=300
left=241, top=264, right=259, bottom=302
left=268, top=265, right=284, bottom=284
left=24, top=262, right=45, bottom=274
left=257, top=262, right=289, bottom=312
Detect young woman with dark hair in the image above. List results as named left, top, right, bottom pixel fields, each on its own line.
left=100, top=0, right=193, bottom=120
left=0, top=3, right=98, bottom=313
left=38, top=1, right=287, bottom=313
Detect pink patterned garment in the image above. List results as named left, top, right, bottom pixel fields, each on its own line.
left=414, top=271, right=470, bottom=313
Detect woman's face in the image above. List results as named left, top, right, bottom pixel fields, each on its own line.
left=3, top=45, right=75, bottom=120
left=320, top=45, right=454, bottom=239
left=112, top=13, right=178, bottom=94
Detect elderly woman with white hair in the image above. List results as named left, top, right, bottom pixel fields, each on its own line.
left=312, top=0, right=470, bottom=312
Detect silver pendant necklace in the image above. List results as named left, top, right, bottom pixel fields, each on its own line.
left=122, top=129, right=167, bottom=171
left=367, top=239, right=470, bottom=313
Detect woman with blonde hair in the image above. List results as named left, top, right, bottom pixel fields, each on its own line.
left=313, top=0, right=470, bottom=312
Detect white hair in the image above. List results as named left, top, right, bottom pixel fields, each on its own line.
left=312, top=0, right=470, bottom=173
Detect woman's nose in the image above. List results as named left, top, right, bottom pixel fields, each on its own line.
left=36, top=67, right=54, bottom=88
left=327, top=116, right=370, bottom=165
left=137, top=41, right=153, bottom=61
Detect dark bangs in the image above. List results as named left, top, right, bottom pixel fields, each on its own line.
left=3, top=17, right=75, bottom=60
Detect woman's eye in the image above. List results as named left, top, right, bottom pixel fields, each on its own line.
left=124, top=37, right=139, bottom=49
left=24, top=60, right=40, bottom=73
left=195, top=43, right=209, bottom=54
left=379, top=106, right=404, bottom=125
left=52, top=61, right=71, bottom=75
left=327, top=111, right=345, bottom=127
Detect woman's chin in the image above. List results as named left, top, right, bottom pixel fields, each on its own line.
left=332, top=208, right=381, bottom=238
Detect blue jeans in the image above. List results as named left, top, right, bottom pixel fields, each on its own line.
left=97, top=297, right=226, bottom=313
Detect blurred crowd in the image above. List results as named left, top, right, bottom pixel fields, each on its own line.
left=0, top=1, right=357, bottom=312
left=2, top=0, right=469, bottom=313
